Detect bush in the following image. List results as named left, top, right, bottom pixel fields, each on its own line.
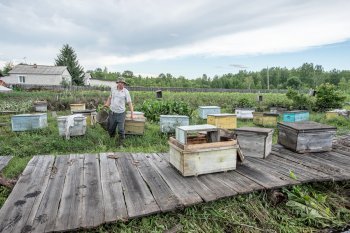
left=286, top=88, right=315, bottom=110
left=140, top=100, right=192, bottom=122
left=315, top=83, right=346, bottom=112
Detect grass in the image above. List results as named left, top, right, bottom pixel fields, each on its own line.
left=1, top=107, right=350, bottom=232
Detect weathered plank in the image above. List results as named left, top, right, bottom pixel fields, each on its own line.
left=116, top=152, right=160, bottom=218
left=100, top=153, right=127, bottom=223
left=80, top=154, right=104, bottom=228
left=0, top=156, right=54, bottom=233
left=272, top=146, right=350, bottom=179
left=31, top=155, right=70, bottom=233
left=235, top=161, right=293, bottom=189
left=197, top=173, right=237, bottom=198
left=131, top=153, right=182, bottom=211
left=0, top=156, right=13, bottom=172
left=147, top=153, right=204, bottom=205
left=55, top=154, right=85, bottom=232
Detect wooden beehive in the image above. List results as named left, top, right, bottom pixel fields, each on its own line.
left=57, top=115, right=86, bottom=137
left=33, top=101, right=47, bottom=112
left=283, top=110, right=309, bottom=122
left=235, top=127, right=274, bottom=159
left=70, top=103, right=86, bottom=113
left=125, top=111, right=146, bottom=135
left=198, top=106, right=221, bottom=119
left=234, top=108, right=255, bottom=119
left=169, top=125, right=238, bottom=176
left=277, top=121, right=336, bottom=153
left=11, top=113, right=48, bottom=131
left=325, top=111, right=339, bottom=120
left=160, top=115, right=189, bottom=133
left=72, top=109, right=97, bottom=126
left=253, top=112, right=279, bottom=127
left=207, top=113, right=237, bottom=129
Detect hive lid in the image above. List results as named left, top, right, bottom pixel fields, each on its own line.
left=284, top=110, right=309, bottom=113
left=199, top=106, right=220, bottom=109
left=207, top=113, right=236, bottom=117
left=235, top=126, right=274, bottom=134
left=160, top=115, right=189, bottom=118
left=12, top=113, right=47, bottom=117
left=72, top=109, right=96, bottom=114
left=278, top=121, right=336, bottom=131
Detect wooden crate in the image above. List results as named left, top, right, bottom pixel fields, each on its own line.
left=176, top=124, right=219, bottom=145
left=277, top=121, right=336, bottom=153
left=160, top=115, right=189, bottom=133
left=253, top=112, right=279, bottom=127
left=72, top=109, right=97, bottom=126
left=235, top=127, right=274, bottom=158
left=33, top=101, right=47, bottom=112
left=234, top=108, right=255, bottom=119
left=70, top=103, right=86, bottom=113
left=125, top=113, right=146, bottom=135
left=198, top=106, right=221, bottom=119
left=325, top=111, right=339, bottom=120
left=57, top=115, right=86, bottom=137
left=283, top=110, right=309, bottom=122
left=207, top=113, right=237, bottom=129
left=169, top=137, right=238, bottom=176
left=11, top=113, right=48, bottom=131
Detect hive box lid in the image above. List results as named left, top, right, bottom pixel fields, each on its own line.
left=235, top=126, right=274, bottom=134
left=72, top=109, right=96, bottom=114
left=207, top=113, right=236, bottom=117
left=12, top=113, right=47, bottom=118
left=199, top=106, right=220, bottom=109
left=160, top=115, right=189, bottom=118
left=177, top=124, right=217, bottom=132
left=277, top=121, right=336, bottom=132
left=284, top=110, right=308, bottom=113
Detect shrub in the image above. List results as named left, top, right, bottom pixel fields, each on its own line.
left=315, top=83, right=346, bottom=112
left=286, top=88, right=315, bottom=110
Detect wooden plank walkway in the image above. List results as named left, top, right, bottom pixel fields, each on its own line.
left=1, top=136, right=350, bottom=232
left=0, top=156, right=13, bottom=172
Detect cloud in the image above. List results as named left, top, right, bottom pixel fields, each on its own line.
left=1, top=0, right=350, bottom=71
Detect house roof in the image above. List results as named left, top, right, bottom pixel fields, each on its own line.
left=8, top=64, right=68, bottom=75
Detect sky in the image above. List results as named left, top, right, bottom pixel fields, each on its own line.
left=1, top=0, right=350, bottom=79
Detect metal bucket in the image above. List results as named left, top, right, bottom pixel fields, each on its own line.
left=96, top=109, right=109, bottom=131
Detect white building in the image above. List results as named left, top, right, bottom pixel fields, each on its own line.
left=1, top=64, right=72, bottom=85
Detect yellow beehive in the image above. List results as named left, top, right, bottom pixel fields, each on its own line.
left=70, top=103, right=86, bottom=113
left=125, top=112, right=146, bottom=135
left=207, top=113, right=237, bottom=129
left=253, top=112, right=279, bottom=127
left=325, top=111, right=339, bottom=120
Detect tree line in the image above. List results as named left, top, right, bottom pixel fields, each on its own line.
left=89, top=63, right=350, bottom=91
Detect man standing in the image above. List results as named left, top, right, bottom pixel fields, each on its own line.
left=104, top=78, right=134, bottom=147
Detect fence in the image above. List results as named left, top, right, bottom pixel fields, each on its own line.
left=8, top=83, right=293, bottom=94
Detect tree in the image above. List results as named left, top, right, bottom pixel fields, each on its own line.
left=55, top=44, right=85, bottom=85
left=286, top=76, right=301, bottom=89
left=315, top=83, right=346, bottom=111
left=2, top=61, right=14, bottom=76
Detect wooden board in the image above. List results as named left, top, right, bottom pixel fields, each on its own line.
left=0, top=156, right=13, bottom=172
left=31, top=155, right=70, bottom=233
left=55, top=154, right=85, bottom=232
left=100, top=152, right=128, bottom=223
left=116, top=153, right=160, bottom=218
left=0, top=156, right=55, bottom=233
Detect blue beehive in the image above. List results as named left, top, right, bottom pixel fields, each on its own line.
left=198, top=106, right=221, bottom=119
left=160, top=115, right=189, bottom=133
left=283, top=110, right=309, bottom=122
left=11, top=113, right=48, bottom=131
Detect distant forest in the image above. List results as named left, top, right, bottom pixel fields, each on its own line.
left=89, top=63, right=350, bottom=90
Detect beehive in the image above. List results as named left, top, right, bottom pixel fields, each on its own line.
left=282, top=110, right=309, bottom=122
left=234, top=108, right=255, bottom=119
left=11, top=113, right=48, bottom=131
left=70, top=103, right=86, bottom=113
left=125, top=111, right=146, bottom=135
left=278, top=121, right=336, bottom=153
left=235, top=127, right=274, bottom=159
left=207, top=113, right=237, bottom=129
left=160, top=115, right=189, bottom=133
left=325, top=111, right=339, bottom=120
left=253, top=112, right=279, bottom=127
left=170, top=124, right=238, bottom=176
left=33, top=101, right=47, bottom=112
left=198, top=106, right=221, bottom=119
left=57, top=115, right=86, bottom=137
left=72, top=109, right=97, bottom=126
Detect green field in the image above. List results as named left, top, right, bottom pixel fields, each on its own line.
left=1, top=90, right=350, bottom=232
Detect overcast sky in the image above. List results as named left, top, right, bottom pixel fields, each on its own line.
left=1, top=0, right=350, bottom=78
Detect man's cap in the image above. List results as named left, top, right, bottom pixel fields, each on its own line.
left=116, top=78, right=128, bottom=85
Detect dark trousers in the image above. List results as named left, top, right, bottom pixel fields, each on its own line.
left=107, top=111, right=126, bottom=138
